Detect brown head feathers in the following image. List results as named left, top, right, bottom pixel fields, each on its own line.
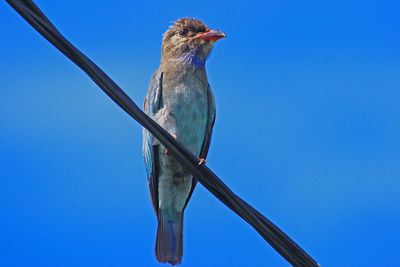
left=160, top=18, right=224, bottom=67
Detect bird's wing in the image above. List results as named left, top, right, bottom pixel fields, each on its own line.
left=143, top=70, right=163, bottom=214
left=184, top=84, right=216, bottom=208
left=199, top=84, right=216, bottom=159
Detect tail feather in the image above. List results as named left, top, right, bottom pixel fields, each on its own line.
left=155, top=210, right=183, bottom=265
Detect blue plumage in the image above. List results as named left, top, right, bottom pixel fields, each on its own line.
left=142, top=18, right=224, bottom=265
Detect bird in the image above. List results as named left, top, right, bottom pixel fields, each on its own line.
left=142, top=18, right=225, bottom=265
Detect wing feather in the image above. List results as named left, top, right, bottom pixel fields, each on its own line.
left=143, top=70, right=163, bottom=214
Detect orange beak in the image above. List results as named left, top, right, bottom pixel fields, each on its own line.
left=194, top=30, right=226, bottom=42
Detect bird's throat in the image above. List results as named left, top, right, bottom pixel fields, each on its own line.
left=180, top=51, right=206, bottom=68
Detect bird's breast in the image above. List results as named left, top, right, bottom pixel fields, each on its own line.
left=163, top=78, right=208, bottom=155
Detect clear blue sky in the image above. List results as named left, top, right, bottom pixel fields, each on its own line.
left=1, top=0, right=399, bottom=266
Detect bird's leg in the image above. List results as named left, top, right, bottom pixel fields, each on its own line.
left=164, top=134, right=177, bottom=154
left=198, top=158, right=207, bottom=165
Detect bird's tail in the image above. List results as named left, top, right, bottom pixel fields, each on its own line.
left=155, top=210, right=183, bottom=265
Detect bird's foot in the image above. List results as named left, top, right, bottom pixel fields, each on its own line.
left=198, top=158, right=207, bottom=166
left=164, top=134, right=177, bottom=154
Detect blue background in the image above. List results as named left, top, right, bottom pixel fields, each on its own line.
left=1, top=0, right=399, bottom=266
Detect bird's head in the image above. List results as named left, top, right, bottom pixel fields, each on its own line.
left=161, top=18, right=225, bottom=68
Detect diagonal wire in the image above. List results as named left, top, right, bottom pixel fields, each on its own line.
left=5, top=1, right=320, bottom=266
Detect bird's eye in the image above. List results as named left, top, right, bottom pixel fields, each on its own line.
left=179, top=28, right=189, bottom=36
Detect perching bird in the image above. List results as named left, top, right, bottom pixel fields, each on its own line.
left=142, top=18, right=225, bottom=265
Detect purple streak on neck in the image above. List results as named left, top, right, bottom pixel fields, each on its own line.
left=180, top=50, right=206, bottom=68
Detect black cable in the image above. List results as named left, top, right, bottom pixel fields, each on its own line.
left=5, top=1, right=320, bottom=266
